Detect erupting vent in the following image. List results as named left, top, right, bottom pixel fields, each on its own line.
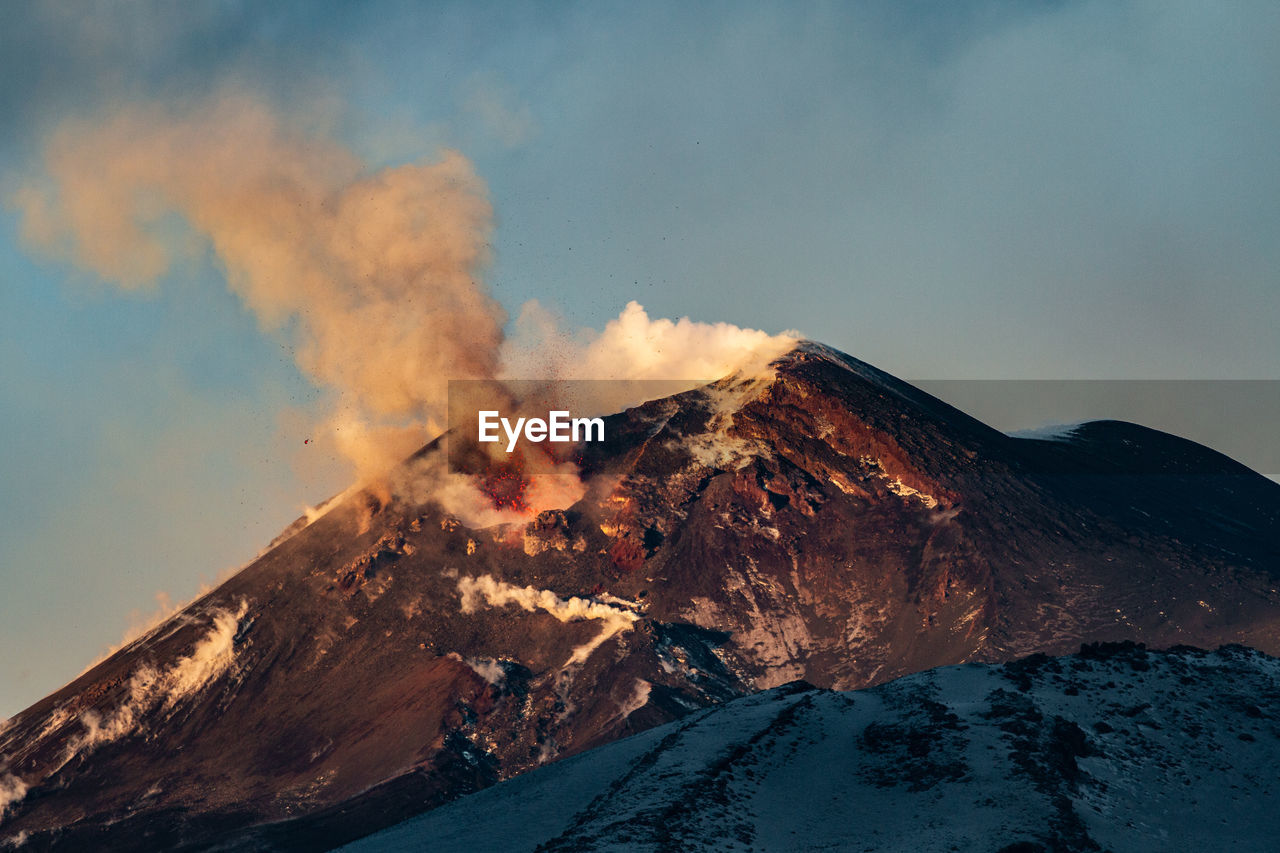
left=479, top=464, right=532, bottom=513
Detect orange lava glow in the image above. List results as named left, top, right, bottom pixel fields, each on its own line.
left=478, top=464, right=532, bottom=513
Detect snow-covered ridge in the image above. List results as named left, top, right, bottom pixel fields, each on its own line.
left=343, top=644, right=1280, bottom=853
left=1007, top=421, right=1090, bottom=442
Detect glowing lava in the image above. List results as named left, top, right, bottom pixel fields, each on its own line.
left=478, top=464, right=531, bottom=513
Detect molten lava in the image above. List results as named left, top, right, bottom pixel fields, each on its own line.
left=478, top=464, right=532, bottom=513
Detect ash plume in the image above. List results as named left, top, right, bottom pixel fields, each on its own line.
left=14, top=91, right=503, bottom=482
left=14, top=92, right=799, bottom=524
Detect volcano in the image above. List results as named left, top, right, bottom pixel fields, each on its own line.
left=2, top=342, right=1278, bottom=850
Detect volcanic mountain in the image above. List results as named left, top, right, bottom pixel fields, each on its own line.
left=1, top=342, right=1277, bottom=850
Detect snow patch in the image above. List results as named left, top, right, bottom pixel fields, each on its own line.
left=1007, top=422, right=1088, bottom=442
left=700, top=373, right=777, bottom=416
left=683, top=432, right=765, bottom=470
left=30, top=706, right=74, bottom=748
left=828, top=473, right=862, bottom=495
left=663, top=371, right=784, bottom=471
left=687, top=580, right=810, bottom=689
left=857, top=455, right=939, bottom=508
left=345, top=647, right=1280, bottom=853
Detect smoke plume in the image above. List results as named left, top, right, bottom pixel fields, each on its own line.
left=456, top=573, right=638, bottom=667
left=61, top=599, right=248, bottom=766
left=14, top=92, right=800, bottom=523
left=0, top=773, right=25, bottom=821
left=501, top=299, right=798, bottom=387
left=0, top=600, right=247, bottom=827
left=616, top=678, right=651, bottom=719
left=14, top=92, right=503, bottom=481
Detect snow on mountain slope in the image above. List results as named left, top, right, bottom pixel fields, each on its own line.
left=1007, top=422, right=1088, bottom=442
left=344, top=643, right=1280, bottom=853
left=4, top=342, right=1279, bottom=849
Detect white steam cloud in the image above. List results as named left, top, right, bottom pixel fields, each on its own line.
left=0, top=774, right=26, bottom=822
left=447, top=654, right=507, bottom=686
left=0, top=601, right=245, bottom=825
left=60, top=599, right=248, bottom=766
left=617, top=678, right=651, bottom=720
left=412, top=300, right=797, bottom=527
left=456, top=574, right=638, bottom=666
left=502, top=300, right=798, bottom=387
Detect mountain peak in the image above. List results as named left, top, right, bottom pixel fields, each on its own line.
left=2, top=350, right=1278, bottom=850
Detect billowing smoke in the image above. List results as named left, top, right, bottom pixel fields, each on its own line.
left=14, top=92, right=800, bottom=524
left=449, top=300, right=798, bottom=523
left=455, top=573, right=638, bottom=666
left=14, top=91, right=503, bottom=482
left=616, top=678, right=651, bottom=720
left=0, top=773, right=26, bottom=820
left=61, top=599, right=247, bottom=765
left=394, top=452, right=589, bottom=529
left=386, top=297, right=799, bottom=526
left=0, top=601, right=246, bottom=826
left=501, top=299, right=798, bottom=387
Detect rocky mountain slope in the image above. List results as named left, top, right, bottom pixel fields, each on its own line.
left=345, top=643, right=1280, bottom=853
left=1, top=342, right=1276, bottom=850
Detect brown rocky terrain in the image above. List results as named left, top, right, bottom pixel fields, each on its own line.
left=1, top=342, right=1277, bottom=850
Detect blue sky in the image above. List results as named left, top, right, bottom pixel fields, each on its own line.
left=1, top=1, right=1278, bottom=715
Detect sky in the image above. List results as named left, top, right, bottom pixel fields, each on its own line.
left=1, top=0, right=1277, bottom=716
